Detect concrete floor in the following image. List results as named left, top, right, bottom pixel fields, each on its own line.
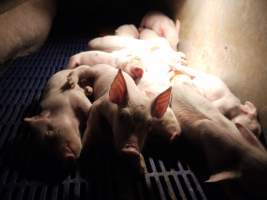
left=169, top=0, right=267, bottom=142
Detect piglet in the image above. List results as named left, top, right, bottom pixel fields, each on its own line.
left=66, top=50, right=144, bottom=81
left=66, top=64, right=180, bottom=173
left=172, top=64, right=261, bottom=136
left=24, top=69, right=93, bottom=162
left=171, top=76, right=267, bottom=198
left=88, top=35, right=186, bottom=78
left=231, top=101, right=261, bottom=137
left=139, top=11, right=180, bottom=50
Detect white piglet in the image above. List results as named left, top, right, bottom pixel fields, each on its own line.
left=24, top=69, right=93, bottom=162
left=173, top=65, right=261, bottom=136
left=66, top=64, right=181, bottom=173
left=139, top=11, right=180, bottom=50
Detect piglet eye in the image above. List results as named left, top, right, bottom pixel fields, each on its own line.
left=146, top=120, right=153, bottom=131
left=46, top=130, right=54, bottom=136
left=45, top=124, right=54, bottom=135
left=119, top=110, right=130, bottom=121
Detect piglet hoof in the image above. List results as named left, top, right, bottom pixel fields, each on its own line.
left=67, top=72, right=76, bottom=89
left=84, top=86, right=93, bottom=97
left=139, top=154, right=147, bottom=174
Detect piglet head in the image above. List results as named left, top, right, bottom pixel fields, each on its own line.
left=109, top=70, right=148, bottom=173
left=109, top=70, right=180, bottom=173
left=232, top=101, right=261, bottom=137
left=24, top=112, right=82, bottom=162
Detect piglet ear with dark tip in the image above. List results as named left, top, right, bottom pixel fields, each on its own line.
left=151, top=87, right=172, bottom=118
left=109, top=69, right=128, bottom=105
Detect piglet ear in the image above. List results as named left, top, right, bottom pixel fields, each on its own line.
left=206, top=170, right=241, bottom=183
left=239, top=101, right=257, bottom=115
left=245, top=101, right=257, bottom=115
left=24, top=115, right=41, bottom=123
left=235, top=123, right=265, bottom=151
left=109, top=69, right=127, bottom=105
left=151, top=87, right=172, bottom=118
left=24, top=111, right=50, bottom=125
left=24, top=116, right=44, bottom=130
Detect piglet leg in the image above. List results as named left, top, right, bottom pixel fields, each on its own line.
left=82, top=99, right=107, bottom=154
left=66, top=51, right=121, bottom=69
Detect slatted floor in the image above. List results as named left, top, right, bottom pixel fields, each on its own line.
left=0, top=36, right=210, bottom=200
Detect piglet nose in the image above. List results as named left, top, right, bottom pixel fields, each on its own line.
left=65, top=153, right=75, bottom=160
left=121, top=143, right=141, bottom=158
left=64, top=145, right=77, bottom=160
left=130, top=67, right=144, bottom=79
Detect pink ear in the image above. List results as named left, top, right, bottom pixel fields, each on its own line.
left=235, top=123, right=265, bottom=151
left=239, top=101, right=257, bottom=115
left=24, top=116, right=36, bottom=123
left=24, top=112, right=50, bottom=125
left=24, top=115, right=43, bottom=123
left=109, top=69, right=127, bottom=105
left=245, top=101, right=257, bottom=115
left=239, top=105, right=249, bottom=114
left=151, top=87, right=172, bottom=118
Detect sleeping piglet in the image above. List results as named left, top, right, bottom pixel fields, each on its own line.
left=66, top=64, right=180, bottom=173
left=24, top=69, right=93, bottom=162
left=171, top=76, right=267, bottom=198
left=88, top=35, right=186, bottom=79
left=66, top=50, right=144, bottom=80
left=139, top=11, right=181, bottom=50
left=172, top=65, right=261, bottom=136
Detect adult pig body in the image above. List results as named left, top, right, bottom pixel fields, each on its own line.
left=171, top=77, right=267, bottom=198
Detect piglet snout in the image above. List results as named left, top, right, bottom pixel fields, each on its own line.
left=130, top=67, right=144, bottom=79
left=121, top=144, right=140, bottom=158
left=121, top=144, right=146, bottom=174
left=64, top=144, right=81, bottom=161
